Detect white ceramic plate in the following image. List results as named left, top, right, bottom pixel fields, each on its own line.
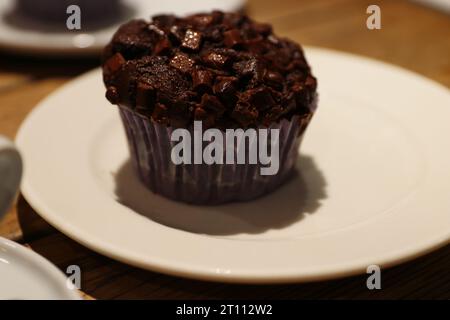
left=0, top=0, right=244, bottom=56
left=16, top=48, right=450, bottom=283
left=0, top=237, right=80, bottom=299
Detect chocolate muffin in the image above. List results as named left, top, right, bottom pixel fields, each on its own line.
left=102, top=11, right=318, bottom=205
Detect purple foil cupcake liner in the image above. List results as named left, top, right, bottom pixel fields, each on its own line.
left=119, top=106, right=313, bottom=205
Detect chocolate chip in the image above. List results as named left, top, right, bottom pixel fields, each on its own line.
left=170, top=53, right=195, bottom=73
left=191, top=68, right=213, bottom=92
left=223, top=29, right=243, bottom=48
left=181, top=29, right=202, bottom=51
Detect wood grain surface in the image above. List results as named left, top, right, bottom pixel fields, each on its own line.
left=0, top=0, right=449, bottom=299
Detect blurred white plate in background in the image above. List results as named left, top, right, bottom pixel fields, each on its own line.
left=0, top=237, right=80, bottom=299
left=0, top=0, right=245, bottom=56
left=411, top=0, right=450, bottom=14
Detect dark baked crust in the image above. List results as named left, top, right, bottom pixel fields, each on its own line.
left=102, top=11, right=317, bottom=128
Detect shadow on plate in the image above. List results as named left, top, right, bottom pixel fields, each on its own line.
left=2, top=1, right=136, bottom=33
left=114, top=155, right=327, bottom=236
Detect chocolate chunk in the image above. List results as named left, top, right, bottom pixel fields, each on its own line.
left=264, top=71, right=283, bottom=89
left=267, top=34, right=280, bottom=46
left=223, top=12, right=246, bottom=28
left=201, top=93, right=225, bottom=115
left=194, top=105, right=206, bottom=119
left=111, top=61, right=137, bottom=106
left=152, top=103, right=169, bottom=123
left=291, top=82, right=304, bottom=94
left=169, top=100, right=192, bottom=127
left=213, top=76, right=238, bottom=96
left=237, top=61, right=267, bottom=89
left=305, top=75, right=317, bottom=90
left=169, top=25, right=184, bottom=44
left=242, top=87, right=275, bottom=111
left=253, top=23, right=272, bottom=36
left=211, top=10, right=224, bottom=24
left=181, top=29, right=202, bottom=51
left=103, top=53, right=126, bottom=77
left=148, top=24, right=165, bottom=37
left=202, top=51, right=231, bottom=69
left=191, top=68, right=213, bottom=92
left=194, top=105, right=215, bottom=128
left=244, top=36, right=268, bottom=54
left=233, top=58, right=265, bottom=82
left=232, top=101, right=258, bottom=127
left=152, top=14, right=176, bottom=28
left=286, top=58, right=308, bottom=72
left=204, top=28, right=223, bottom=42
left=291, top=82, right=308, bottom=106
left=305, top=76, right=317, bottom=104
left=109, top=20, right=154, bottom=59
left=105, top=86, right=119, bottom=104
left=281, top=93, right=297, bottom=115
left=190, top=14, right=214, bottom=27
left=154, top=37, right=171, bottom=55
left=263, top=105, right=283, bottom=124
left=170, top=53, right=195, bottom=73
left=223, top=29, right=242, bottom=48
left=136, top=82, right=155, bottom=108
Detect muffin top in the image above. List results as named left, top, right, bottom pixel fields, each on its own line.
left=102, top=11, right=317, bottom=128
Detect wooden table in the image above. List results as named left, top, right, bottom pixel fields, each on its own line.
left=1, top=0, right=449, bottom=299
